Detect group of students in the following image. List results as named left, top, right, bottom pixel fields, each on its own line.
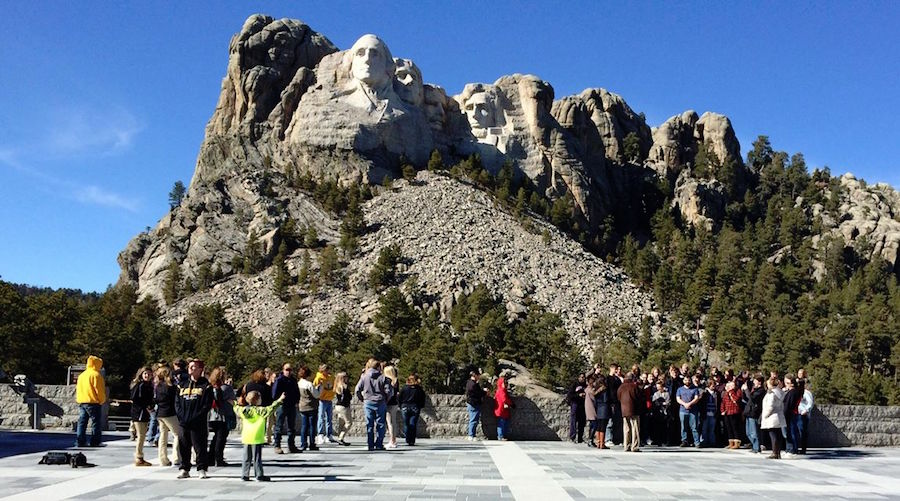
left=122, top=357, right=428, bottom=481
left=568, top=363, right=815, bottom=459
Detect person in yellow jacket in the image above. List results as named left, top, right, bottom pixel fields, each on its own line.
left=235, top=391, right=284, bottom=481
left=75, top=355, right=107, bottom=447
left=313, top=364, right=337, bottom=444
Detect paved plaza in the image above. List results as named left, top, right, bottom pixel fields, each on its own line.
left=0, top=431, right=898, bottom=500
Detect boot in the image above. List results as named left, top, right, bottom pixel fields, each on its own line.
left=597, top=432, right=608, bottom=449
left=731, top=439, right=740, bottom=449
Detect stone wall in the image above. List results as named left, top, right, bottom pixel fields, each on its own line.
left=2, top=384, right=897, bottom=447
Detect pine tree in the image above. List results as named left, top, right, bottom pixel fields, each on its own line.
left=168, top=181, right=186, bottom=210
left=272, top=242, right=290, bottom=301
left=298, top=250, right=311, bottom=285
left=243, top=230, right=262, bottom=274
left=163, top=260, right=182, bottom=305
left=427, top=149, right=443, bottom=171
left=318, top=245, right=340, bottom=285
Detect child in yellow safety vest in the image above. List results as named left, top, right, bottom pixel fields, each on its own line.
left=234, top=390, right=284, bottom=481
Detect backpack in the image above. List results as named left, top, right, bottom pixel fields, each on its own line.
left=70, top=452, right=88, bottom=468
left=39, top=452, right=70, bottom=465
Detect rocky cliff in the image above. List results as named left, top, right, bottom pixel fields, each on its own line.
left=119, top=13, right=900, bottom=346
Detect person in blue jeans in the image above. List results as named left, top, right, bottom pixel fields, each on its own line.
left=271, top=363, right=301, bottom=454
left=701, top=381, right=718, bottom=447
left=675, top=376, right=701, bottom=447
left=75, top=355, right=107, bottom=447
left=745, top=375, right=766, bottom=453
left=399, top=374, right=426, bottom=445
left=355, top=359, right=393, bottom=450
left=465, top=370, right=486, bottom=440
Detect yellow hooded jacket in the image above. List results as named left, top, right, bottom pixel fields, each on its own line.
left=76, top=356, right=107, bottom=404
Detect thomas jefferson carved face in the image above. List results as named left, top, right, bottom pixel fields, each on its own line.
left=349, top=34, right=394, bottom=90
left=394, top=58, right=423, bottom=106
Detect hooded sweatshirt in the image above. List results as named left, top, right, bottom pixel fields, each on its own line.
left=313, top=371, right=336, bottom=402
left=355, top=368, right=392, bottom=403
left=493, top=378, right=512, bottom=419
left=76, top=356, right=107, bottom=405
left=176, top=376, right=213, bottom=427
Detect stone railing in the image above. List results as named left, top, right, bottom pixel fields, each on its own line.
left=2, top=384, right=897, bottom=447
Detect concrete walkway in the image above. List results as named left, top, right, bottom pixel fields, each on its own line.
left=0, top=431, right=898, bottom=500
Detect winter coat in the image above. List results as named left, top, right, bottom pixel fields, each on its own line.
left=75, top=355, right=106, bottom=405
left=721, top=388, right=744, bottom=416
left=493, top=378, right=513, bottom=419
left=594, top=389, right=611, bottom=420
left=298, top=378, right=321, bottom=412
left=235, top=400, right=282, bottom=445
left=271, top=374, right=300, bottom=406
left=130, top=381, right=154, bottom=422
left=761, top=388, right=786, bottom=430
left=585, top=386, right=598, bottom=421
left=617, top=381, right=644, bottom=417
left=154, top=382, right=177, bottom=418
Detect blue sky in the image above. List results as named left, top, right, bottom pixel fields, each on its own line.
left=1, top=2, right=898, bottom=292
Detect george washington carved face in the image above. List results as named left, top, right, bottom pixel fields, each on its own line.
left=348, top=34, right=394, bottom=91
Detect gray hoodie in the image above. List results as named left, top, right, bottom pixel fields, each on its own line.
left=355, top=368, right=393, bottom=403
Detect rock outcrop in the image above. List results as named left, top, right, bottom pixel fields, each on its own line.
left=118, top=13, right=900, bottom=349
left=162, top=172, right=660, bottom=348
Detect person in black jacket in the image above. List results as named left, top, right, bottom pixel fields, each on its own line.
left=175, top=359, right=214, bottom=479
left=465, top=370, right=486, bottom=440
left=399, top=374, right=427, bottom=445
left=782, top=374, right=802, bottom=456
left=154, top=366, right=181, bottom=466
left=271, top=362, right=301, bottom=454
left=744, top=375, right=766, bottom=453
left=131, top=367, right=154, bottom=467
left=567, top=373, right=587, bottom=443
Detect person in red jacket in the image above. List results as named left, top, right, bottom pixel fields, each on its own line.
left=493, top=375, right=514, bottom=441
left=720, top=381, right=744, bottom=449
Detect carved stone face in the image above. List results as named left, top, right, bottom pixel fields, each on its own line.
left=349, top=34, right=392, bottom=90
left=394, top=58, right=423, bottom=106
left=464, top=92, right=493, bottom=130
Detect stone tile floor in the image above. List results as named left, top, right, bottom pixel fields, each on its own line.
left=0, top=431, right=898, bottom=500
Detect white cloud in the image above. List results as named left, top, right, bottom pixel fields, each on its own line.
left=74, top=185, right=139, bottom=212
left=0, top=147, right=140, bottom=212
left=47, top=106, right=143, bottom=156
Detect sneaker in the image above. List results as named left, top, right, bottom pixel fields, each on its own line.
left=385, top=442, right=397, bottom=449
left=327, top=436, right=339, bottom=443
left=160, top=460, right=172, bottom=467
left=679, top=442, right=689, bottom=447
left=177, top=470, right=190, bottom=479
left=135, top=459, right=152, bottom=467
left=274, top=447, right=284, bottom=455
left=315, top=435, right=325, bottom=445
left=241, top=476, right=250, bottom=481
left=605, top=441, right=614, bottom=447
left=339, top=440, right=351, bottom=446
left=198, top=470, right=208, bottom=479
left=256, top=475, right=270, bottom=482
left=308, top=445, right=320, bottom=451
left=782, top=452, right=795, bottom=459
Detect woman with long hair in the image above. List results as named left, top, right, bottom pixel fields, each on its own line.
left=333, top=372, right=353, bottom=446
left=130, top=366, right=154, bottom=466
left=399, top=374, right=426, bottom=445
left=382, top=364, right=400, bottom=448
left=207, top=366, right=235, bottom=466
left=154, top=366, right=181, bottom=466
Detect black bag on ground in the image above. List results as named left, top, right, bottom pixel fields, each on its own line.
left=70, top=452, right=87, bottom=468
left=38, top=452, right=70, bottom=465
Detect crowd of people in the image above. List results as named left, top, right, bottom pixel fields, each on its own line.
left=72, top=355, right=816, bottom=483
left=566, top=363, right=815, bottom=459
left=74, top=355, right=431, bottom=481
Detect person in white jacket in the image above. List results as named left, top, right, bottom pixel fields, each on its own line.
left=760, top=378, right=786, bottom=459
left=798, top=383, right=814, bottom=454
